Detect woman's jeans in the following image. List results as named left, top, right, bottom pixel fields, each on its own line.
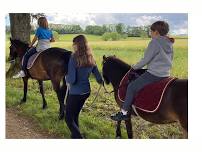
left=22, top=47, right=37, bottom=71
left=122, top=71, right=166, bottom=111
left=65, top=93, right=90, bottom=139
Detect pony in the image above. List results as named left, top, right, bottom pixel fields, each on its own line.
left=9, top=38, right=72, bottom=119
left=102, top=55, right=188, bottom=138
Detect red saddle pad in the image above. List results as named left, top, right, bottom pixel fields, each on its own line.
left=118, top=70, right=176, bottom=113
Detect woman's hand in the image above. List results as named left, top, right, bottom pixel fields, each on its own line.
left=29, top=35, right=38, bottom=47
left=50, top=37, right=55, bottom=42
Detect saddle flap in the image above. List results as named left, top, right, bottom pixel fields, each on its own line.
left=118, top=70, right=176, bottom=113
left=27, top=51, right=43, bottom=69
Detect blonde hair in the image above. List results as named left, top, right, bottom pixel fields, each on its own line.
left=73, top=35, right=96, bottom=67
left=38, top=17, right=48, bottom=29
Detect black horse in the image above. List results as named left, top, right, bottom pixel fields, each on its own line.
left=9, top=38, right=72, bottom=119
left=102, top=55, right=188, bottom=138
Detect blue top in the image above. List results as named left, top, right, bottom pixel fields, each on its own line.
left=65, top=55, right=103, bottom=95
left=35, top=27, right=53, bottom=40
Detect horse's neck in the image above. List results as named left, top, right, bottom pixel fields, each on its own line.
left=111, top=68, right=129, bottom=89
left=19, top=46, right=29, bottom=59
left=15, top=48, right=27, bottom=65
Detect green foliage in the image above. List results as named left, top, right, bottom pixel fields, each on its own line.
left=85, top=25, right=105, bottom=35
left=102, top=32, right=121, bottom=41
left=140, top=31, right=148, bottom=38
left=121, top=33, right=128, bottom=39
left=115, top=23, right=125, bottom=34
left=49, top=24, right=83, bottom=34
left=127, top=26, right=150, bottom=38
left=52, top=31, right=59, bottom=41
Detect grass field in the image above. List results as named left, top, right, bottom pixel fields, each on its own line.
left=6, top=34, right=188, bottom=138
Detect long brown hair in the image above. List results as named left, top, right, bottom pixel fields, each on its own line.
left=38, top=17, right=48, bottom=29
left=73, top=35, right=96, bottom=67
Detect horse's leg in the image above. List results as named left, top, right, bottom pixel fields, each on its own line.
left=21, top=77, right=28, bottom=103
left=125, top=117, right=133, bottom=139
left=38, top=80, right=47, bottom=109
left=116, top=121, right=122, bottom=138
left=51, top=79, right=65, bottom=120
left=179, top=115, right=188, bottom=138
left=60, top=77, right=68, bottom=107
left=182, top=128, right=188, bottom=138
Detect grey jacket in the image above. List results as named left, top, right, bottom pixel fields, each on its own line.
left=36, top=39, right=51, bottom=52
left=132, top=36, right=173, bottom=77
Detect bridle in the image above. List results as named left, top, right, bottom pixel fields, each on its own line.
left=9, top=44, right=17, bottom=61
left=9, top=43, right=26, bottom=63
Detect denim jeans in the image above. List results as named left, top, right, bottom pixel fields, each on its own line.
left=22, top=47, right=37, bottom=71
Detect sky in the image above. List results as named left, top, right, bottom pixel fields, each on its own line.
left=5, top=13, right=188, bottom=35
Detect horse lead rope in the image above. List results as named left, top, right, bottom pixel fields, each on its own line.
left=86, top=84, right=102, bottom=108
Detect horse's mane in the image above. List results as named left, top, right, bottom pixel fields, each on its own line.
left=104, top=56, right=146, bottom=76
left=105, top=56, right=131, bottom=70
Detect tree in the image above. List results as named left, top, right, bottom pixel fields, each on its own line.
left=6, top=13, right=31, bottom=77
left=116, top=23, right=125, bottom=34
left=9, top=13, right=31, bottom=43
left=85, top=25, right=105, bottom=35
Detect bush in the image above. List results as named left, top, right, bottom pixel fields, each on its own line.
left=102, top=32, right=110, bottom=41
left=102, top=32, right=121, bottom=41
left=121, top=33, right=128, bottom=39
left=52, top=31, right=60, bottom=40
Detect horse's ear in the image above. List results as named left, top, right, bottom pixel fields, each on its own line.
left=113, top=55, right=116, bottom=57
left=10, top=37, right=12, bottom=42
left=103, top=55, right=106, bottom=60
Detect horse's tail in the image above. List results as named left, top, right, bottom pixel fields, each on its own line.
left=63, top=50, right=72, bottom=74
left=61, top=50, right=72, bottom=105
left=61, top=76, right=68, bottom=106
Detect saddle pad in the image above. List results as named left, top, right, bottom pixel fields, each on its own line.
left=27, top=51, right=44, bottom=69
left=118, top=71, right=176, bottom=113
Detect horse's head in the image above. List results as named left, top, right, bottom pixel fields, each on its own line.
left=9, top=38, right=29, bottom=62
left=102, top=55, right=131, bottom=86
left=102, top=55, right=147, bottom=87
left=102, top=55, right=112, bottom=84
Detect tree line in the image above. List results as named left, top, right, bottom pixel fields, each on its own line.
left=49, top=23, right=150, bottom=38
left=6, top=23, right=150, bottom=38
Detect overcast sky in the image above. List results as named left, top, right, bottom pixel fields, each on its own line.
left=6, top=13, right=188, bottom=35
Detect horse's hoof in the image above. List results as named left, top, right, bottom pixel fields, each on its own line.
left=42, top=105, right=47, bottom=109
left=116, top=136, right=121, bottom=139
left=20, top=99, right=26, bottom=104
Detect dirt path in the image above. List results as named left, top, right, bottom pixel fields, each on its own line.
left=6, top=108, right=61, bottom=139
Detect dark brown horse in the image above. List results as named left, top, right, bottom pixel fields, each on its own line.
left=102, top=55, right=188, bottom=138
left=9, top=38, right=72, bottom=119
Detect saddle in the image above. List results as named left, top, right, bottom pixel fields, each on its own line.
left=26, top=51, right=44, bottom=69
left=118, top=69, right=177, bottom=113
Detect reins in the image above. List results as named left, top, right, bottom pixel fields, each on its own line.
left=86, top=84, right=102, bottom=108
left=88, top=81, right=130, bottom=108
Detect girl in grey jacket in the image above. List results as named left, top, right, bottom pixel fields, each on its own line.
left=111, top=21, right=175, bottom=121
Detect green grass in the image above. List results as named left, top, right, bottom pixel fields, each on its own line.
left=6, top=34, right=187, bottom=138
